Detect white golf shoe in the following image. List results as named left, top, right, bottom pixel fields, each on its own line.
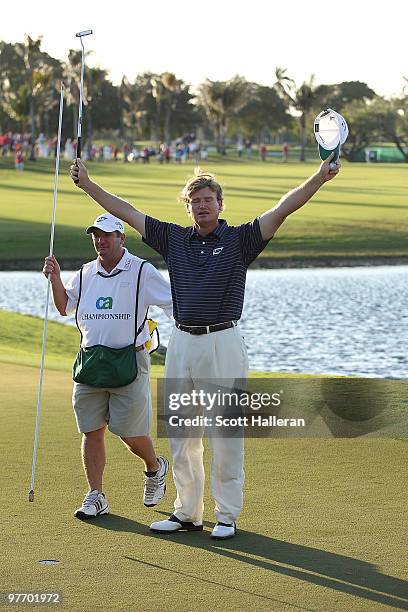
left=150, top=514, right=203, bottom=533
left=210, top=522, right=236, bottom=540
left=74, top=489, right=109, bottom=520
left=143, top=456, right=169, bottom=507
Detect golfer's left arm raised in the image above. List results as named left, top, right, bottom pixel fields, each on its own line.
left=70, top=160, right=146, bottom=237
left=259, top=154, right=340, bottom=240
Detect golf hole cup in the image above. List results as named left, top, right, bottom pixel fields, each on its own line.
left=314, top=109, right=348, bottom=168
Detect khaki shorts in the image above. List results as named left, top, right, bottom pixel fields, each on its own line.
left=72, top=348, right=151, bottom=437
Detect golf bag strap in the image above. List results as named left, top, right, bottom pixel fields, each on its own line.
left=74, top=265, right=84, bottom=344
left=134, top=260, right=147, bottom=344
left=74, top=260, right=148, bottom=347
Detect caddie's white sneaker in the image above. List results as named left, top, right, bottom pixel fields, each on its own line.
left=143, top=456, right=169, bottom=507
left=150, top=514, right=203, bottom=533
left=74, top=489, right=109, bottom=520
left=210, top=522, right=236, bottom=540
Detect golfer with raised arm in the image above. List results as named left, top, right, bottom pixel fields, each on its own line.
left=70, top=154, right=339, bottom=538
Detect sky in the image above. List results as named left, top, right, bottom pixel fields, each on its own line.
left=1, top=0, right=407, bottom=97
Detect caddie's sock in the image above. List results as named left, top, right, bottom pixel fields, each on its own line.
left=145, top=469, right=158, bottom=477
left=145, top=458, right=160, bottom=477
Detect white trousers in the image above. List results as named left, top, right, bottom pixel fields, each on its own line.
left=164, top=324, right=249, bottom=524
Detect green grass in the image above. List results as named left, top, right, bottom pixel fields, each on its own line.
left=0, top=311, right=407, bottom=610
left=0, top=155, right=407, bottom=268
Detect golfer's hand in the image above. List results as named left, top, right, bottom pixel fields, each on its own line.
left=318, top=152, right=340, bottom=183
left=43, top=255, right=61, bottom=282
left=70, top=158, right=90, bottom=189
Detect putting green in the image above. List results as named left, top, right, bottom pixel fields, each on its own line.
left=0, top=156, right=407, bottom=268
left=0, top=313, right=407, bottom=610
left=1, top=362, right=407, bottom=610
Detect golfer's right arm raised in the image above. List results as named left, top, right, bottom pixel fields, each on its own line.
left=70, top=160, right=146, bottom=237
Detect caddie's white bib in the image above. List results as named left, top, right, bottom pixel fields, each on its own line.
left=76, top=256, right=149, bottom=349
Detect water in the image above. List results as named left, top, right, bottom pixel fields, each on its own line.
left=0, top=267, right=406, bottom=378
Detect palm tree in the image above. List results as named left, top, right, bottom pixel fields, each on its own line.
left=150, top=74, right=165, bottom=142
left=15, top=35, right=44, bottom=158
left=34, top=65, right=60, bottom=135
left=274, top=67, right=321, bottom=161
left=118, top=76, right=128, bottom=140
left=161, top=72, right=182, bottom=143
left=86, top=67, right=107, bottom=144
left=2, top=79, right=31, bottom=131
left=198, top=76, right=253, bottom=153
left=63, top=49, right=90, bottom=138
left=63, top=50, right=80, bottom=138
left=12, top=36, right=60, bottom=157
left=119, top=75, right=148, bottom=141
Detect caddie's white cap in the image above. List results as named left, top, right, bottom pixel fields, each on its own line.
left=86, top=213, right=125, bottom=234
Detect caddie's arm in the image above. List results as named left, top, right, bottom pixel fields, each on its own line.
left=43, top=255, right=68, bottom=316
left=70, top=159, right=146, bottom=237
left=259, top=153, right=340, bottom=240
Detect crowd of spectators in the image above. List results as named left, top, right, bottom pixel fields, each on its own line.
left=0, top=133, right=209, bottom=163
left=0, top=131, right=289, bottom=169
left=0, top=131, right=62, bottom=169
left=125, top=141, right=208, bottom=164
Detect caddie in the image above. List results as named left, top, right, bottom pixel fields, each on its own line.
left=70, top=154, right=339, bottom=538
left=43, top=212, right=173, bottom=519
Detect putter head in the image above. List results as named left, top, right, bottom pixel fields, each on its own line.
left=28, top=489, right=34, bottom=502
left=76, top=30, right=93, bottom=37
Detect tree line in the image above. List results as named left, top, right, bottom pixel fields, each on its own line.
left=1, top=35, right=408, bottom=161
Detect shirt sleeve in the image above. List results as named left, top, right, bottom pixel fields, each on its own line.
left=65, top=270, right=80, bottom=316
left=239, top=217, right=271, bottom=267
left=142, top=215, right=171, bottom=260
left=143, top=263, right=173, bottom=319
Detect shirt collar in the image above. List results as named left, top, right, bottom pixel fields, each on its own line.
left=188, top=219, right=228, bottom=241
left=92, top=248, right=132, bottom=275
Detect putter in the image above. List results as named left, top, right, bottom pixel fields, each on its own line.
left=74, top=29, right=93, bottom=181
left=29, top=82, right=65, bottom=502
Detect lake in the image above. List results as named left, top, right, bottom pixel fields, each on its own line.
left=0, top=267, right=406, bottom=378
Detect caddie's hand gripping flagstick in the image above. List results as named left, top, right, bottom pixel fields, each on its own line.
left=74, top=29, right=93, bottom=182
left=29, top=82, right=65, bottom=502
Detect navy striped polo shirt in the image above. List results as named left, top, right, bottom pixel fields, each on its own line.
left=143, top=216, right=270, bottom=325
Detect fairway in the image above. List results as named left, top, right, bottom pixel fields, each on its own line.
left=0, top=156, right=407, bottom=268
left=1, top=314, right=407, bottom=611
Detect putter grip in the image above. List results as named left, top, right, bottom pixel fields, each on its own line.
left=74, top=137, right=81, bottom=184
